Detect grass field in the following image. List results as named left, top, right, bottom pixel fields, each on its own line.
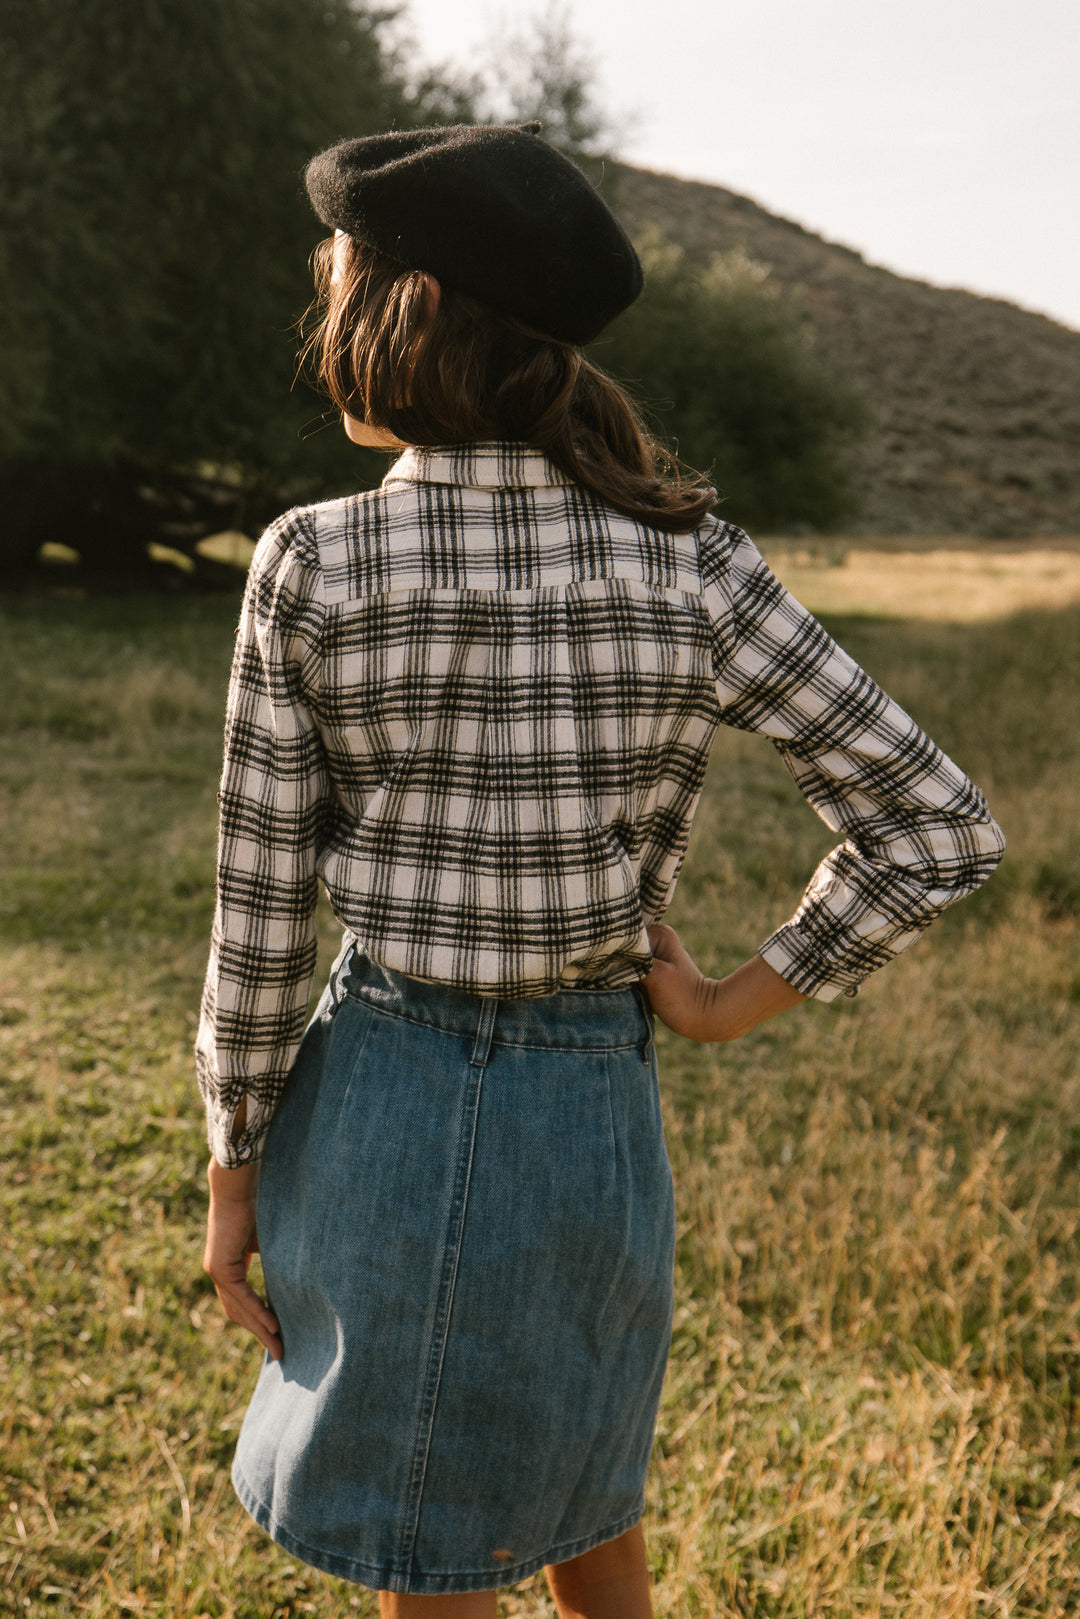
left=2, top=544, right=1079, bottom=1617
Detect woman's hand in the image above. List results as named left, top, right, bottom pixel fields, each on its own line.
left=203, top=1158, right=284, bottom=1361
left=641, top=922, right=808, bottom=1042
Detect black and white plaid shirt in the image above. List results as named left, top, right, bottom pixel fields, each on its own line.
left=196, top=443, right=1004, bottom=1165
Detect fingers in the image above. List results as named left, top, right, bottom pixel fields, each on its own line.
left=642, top=926, right=681, bottom=1000
left=640, top=923, right=711, bottom=1040
left=641, top=956, right=675, bottom=991
left=203, top=1182, right=282, bottom=1360
left=212, top=1275, right=284, bottom=1361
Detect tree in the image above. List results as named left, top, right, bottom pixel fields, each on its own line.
left=0, top=0, right=410, bottom=486
left=590, top=232, right=865, bottom=531
left=0, top=2, right=863, bottom=579
left=477, top=4, right=614, bottom=167
left=398, top=2, right=615, bottom=174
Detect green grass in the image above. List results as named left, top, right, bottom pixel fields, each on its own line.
left=1, top=581, right=1078, bottom=1617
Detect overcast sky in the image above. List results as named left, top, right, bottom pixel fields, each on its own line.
left=399, top=0, right=1080, bottom=332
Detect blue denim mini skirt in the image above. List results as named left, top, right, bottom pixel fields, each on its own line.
left=231, top=940, right=676, bottom=1595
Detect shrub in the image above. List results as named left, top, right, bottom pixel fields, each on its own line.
left=591, top=231, right=866, bottom=532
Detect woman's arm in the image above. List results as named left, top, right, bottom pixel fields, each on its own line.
left=195, top=511, right=330, bottom=1168
left=642, top=922, right=807, bottom=1042
left=203, top=1099, right=284, bottom=1360
left=198, top=518, right=328, bottom=1354
left=699, top=526, right=1005, bottom=1002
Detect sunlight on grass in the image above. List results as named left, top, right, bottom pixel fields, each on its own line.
left=763, top=539, right=1080, bottom=622
left=2, top=560, right=1078, bottom=1617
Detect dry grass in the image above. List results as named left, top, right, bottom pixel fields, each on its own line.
left=762, top=539, right=1080, bottom=623
left=1, top=567, right=1078, bottom=1616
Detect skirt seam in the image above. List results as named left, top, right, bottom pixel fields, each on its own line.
left=395, top=1049, right=487, bottom=1573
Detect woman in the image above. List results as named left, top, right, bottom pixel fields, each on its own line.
left=198, top=125, right=1004, bottom=1617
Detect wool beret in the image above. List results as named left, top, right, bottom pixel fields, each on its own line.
left=304, top=123, right=643, bottom=345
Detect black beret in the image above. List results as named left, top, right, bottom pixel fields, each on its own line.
left=304, top=123, right=643, bottom=346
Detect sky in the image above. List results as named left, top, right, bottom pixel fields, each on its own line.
left=397, top=0, right=1080, bottom=332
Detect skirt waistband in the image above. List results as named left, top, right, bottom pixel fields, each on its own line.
left=332, top=940, right=655, bottom=1057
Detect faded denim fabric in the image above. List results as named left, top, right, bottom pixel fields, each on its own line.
left=231, top=940, right=676, bottom=1594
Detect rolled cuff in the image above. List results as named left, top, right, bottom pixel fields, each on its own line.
left=205, top=1100, right=272, bottom=1169
left=757, top=924, right=863, bottom=1002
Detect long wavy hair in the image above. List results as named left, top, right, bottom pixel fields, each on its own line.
left=301, top=235, right=716, bottom=533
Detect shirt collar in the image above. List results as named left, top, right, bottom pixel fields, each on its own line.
left=383, top=442, right=573, bottom=492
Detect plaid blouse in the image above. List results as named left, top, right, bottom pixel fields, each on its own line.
left=197, top=443, right=1004, bottom=1165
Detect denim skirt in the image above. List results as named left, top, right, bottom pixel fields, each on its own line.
left=231, top=940, right=676, bottom=1595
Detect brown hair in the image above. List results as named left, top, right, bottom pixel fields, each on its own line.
left=301, top=236, right=716, bottom=534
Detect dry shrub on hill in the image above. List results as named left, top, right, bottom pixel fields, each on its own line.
left=611, top=164, right=1080, bottom=537
left=591, top=230, right=865, bottom=532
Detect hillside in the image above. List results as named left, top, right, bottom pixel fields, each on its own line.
left=609, top=164, right=1080, bottom=536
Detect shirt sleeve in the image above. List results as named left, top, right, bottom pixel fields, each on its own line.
left=195, top=511, right=332, bottom=1165
left=703, top=525, right=1006, bottom=1001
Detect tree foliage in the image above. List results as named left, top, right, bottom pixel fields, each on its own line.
left=590, top=232, right=865, bottom=532
left=399, top=2, right=613, bottom=169
left=0, top=2, right=865, bottom=577
left=0, top=0, right=410, bottom=483
left=476, top=4, right=613, bottom=168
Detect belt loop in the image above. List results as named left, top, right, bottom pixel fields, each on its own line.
left=470, top=997, right=499, bottom=1068
left=632, top=981, right=654, bottom=1065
